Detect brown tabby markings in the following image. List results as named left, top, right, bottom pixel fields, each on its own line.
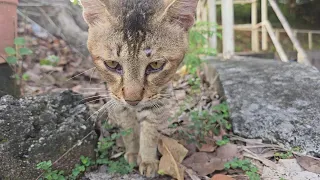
left=80, top=0, right=198, bottom=177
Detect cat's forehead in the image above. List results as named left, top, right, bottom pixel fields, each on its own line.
left=115, top=0, right=162, bottom=57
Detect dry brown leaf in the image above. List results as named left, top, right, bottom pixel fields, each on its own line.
left=216, top=143, right=240, bottom=160
left=185, top=168, right=201, bottom=180
left=242, top=148, right=277, bottom=169
left=183, top=152, right=225, bottom=176
left=296, top=155, right=320, bottom=174
left=211, top=174, right=235, bottom=180
left=110, top=152, right=124, bottom=159
left=198, top=143, right=217, bottom=152
left=158, top=136, right=188, bottom=180
left=260, top=150, right=277, bottom=159
left=183, top=143, right=240, bottom=176
left=198, top=139, right=217, bottom=152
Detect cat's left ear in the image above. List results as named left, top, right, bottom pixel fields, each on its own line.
left=80, top=0, right=109, bottom=26
left=161, top=0, right=199, bottom=30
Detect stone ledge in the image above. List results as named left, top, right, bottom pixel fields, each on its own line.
left=211, top=57, right=320, bottom=157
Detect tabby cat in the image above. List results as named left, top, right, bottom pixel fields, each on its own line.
left=80, top=0, right=198, bottom=177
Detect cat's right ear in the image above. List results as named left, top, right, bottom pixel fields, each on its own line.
left=80, top=0, right=109, bottom=26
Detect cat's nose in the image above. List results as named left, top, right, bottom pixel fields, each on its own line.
left=125, top=100, right=141, bottom=106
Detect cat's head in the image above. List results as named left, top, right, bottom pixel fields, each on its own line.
left=81, top=0, right=198, bottom=107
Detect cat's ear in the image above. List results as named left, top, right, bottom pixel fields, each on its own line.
left=162, top=0, right=199, bottom=30
left=80, top=0, right=109, bottom=25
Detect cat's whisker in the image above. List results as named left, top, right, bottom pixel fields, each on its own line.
left=79, top=95, right=110, bottom=102
left=66, top=67, right=96, bottom=82
left=89, top=68, right=97, bottom=85
left=85, top=97, right=108, bottom=104
left=81, top=88, right=106, bottom=90
left=86, top=103, right=109, bottom=121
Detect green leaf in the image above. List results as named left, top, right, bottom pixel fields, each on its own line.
left=224, top=163, right=231, bottom=169
left=57, top=176, right=66, bottom=180
left=5, top=47, right=16, bottom=55
left=14, top=37, right=26, bottom=45
left=6, top=56, right=17, bottom=64
left=22, top=73, right=30, bottom=81
left=72, top=0, right=79, bottom=5
left=78, top=165, right=85, bottom=171
left=52, top=173, right=58, bottom=180
left=72, top=169, right=80, bottom=177
left=19, top=48, right=33, bottom=55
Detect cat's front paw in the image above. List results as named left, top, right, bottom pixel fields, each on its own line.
left=124, top=152, right=138, bottom=166
left=139, top=160, right=159, bottom=178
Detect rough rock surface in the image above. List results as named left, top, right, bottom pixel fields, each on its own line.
left=0, top=90, right=97, bottom=179
left=211, top=57, right=320, bottom=157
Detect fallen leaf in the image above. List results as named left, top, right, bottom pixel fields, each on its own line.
left=242, top=148, right=277, bottom=169
left=158, top=136, right=188, bottom=180
left=260, top=150, right=277, bottom=159
left=198, top=143, right=217, bottom=152
left=72, top=85, right=82, bottom=93
left=216, top=143, right=240, bottom=160
left=110, top=152, right=124, bottom=159
left=183, top=143, right=240, bottom=176
left=211, top=174, right=235, bottom=180
left=278, top=159, right=303, bottom=172
left=296, top=155, right=320, bottom=174
left=40, top=65, right=63, bottom=72
left=185, top=168, right=201, bottom=180
left=174, top=90, right=187, bottom=101
left=183, top=152, right=226, bottom=176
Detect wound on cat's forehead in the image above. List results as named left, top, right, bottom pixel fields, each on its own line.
left=144, top=48, right=152, bottom=57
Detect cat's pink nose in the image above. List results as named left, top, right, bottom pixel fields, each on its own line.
left=125, top=100, right=140, bottom=106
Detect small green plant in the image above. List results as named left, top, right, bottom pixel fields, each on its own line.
left=184, top=22, right=219, bottom=75
left=178, top=102, right=231, bottom=146
left=36, top=161, right=65, bottom=180
left=4, top=37, right=33, bottom=95
left=216, top=136, right=230, bottom=146
left=274, top=151, right=293, bottom=160
left=187, top=76, right=201, bottom=91
left=69, top=156, right=93, bottom=179
left=40, top=55, right=60, bottom=66
left=95, top=124, right=135, bottom=175
left=37, top=156, right=94, bottom=180
left=70, top=0, right=79, bottom=5
left=224, top=158, right=260, bottom=180
left=37, top=123, right=134, bottom=179
left=274, top=147, right=300, bottom=160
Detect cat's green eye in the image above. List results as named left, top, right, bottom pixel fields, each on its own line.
left=103, top=60, right=123, bottom=74
left=149, top=61, right=165, bottom=69
left=146, top=61, right=166, bottom=75
left=104, top=61, right=119, bottom=69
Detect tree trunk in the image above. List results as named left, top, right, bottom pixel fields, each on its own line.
left=18, top=0, right=89, bottom=56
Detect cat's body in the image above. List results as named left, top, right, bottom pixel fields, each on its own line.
left=80, top=0, right=198, bottom=177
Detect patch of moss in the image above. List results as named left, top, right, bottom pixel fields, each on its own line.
left=0, top=136, right=8, bottom=144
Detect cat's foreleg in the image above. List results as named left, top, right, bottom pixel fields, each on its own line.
left=138, top=121, right=159, bottom=178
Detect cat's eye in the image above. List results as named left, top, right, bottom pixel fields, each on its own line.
left=103, top=60, right=123, bottom=74
left=146, top=61, right=166, bottom=75
left=104, top=61, right=118, bottom=68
